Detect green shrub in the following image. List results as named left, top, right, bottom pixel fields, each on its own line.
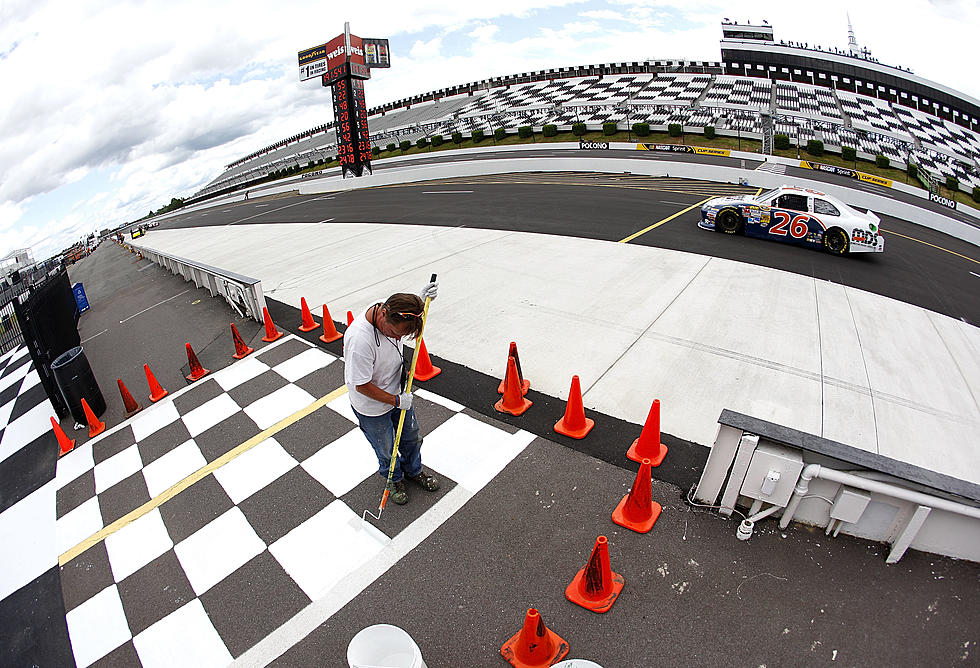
left=518, top=126, right=533, bottom=139
left=602, top=122, right=618, bottom=136
left=431, top=134, right=444, bottom=147
left=307, top=161, right=315, bottom=169
left=371, top=146, right=380, bottom=156
left=875, top=154, right=889, bottom=169
left=806, top=139, right=824, bottom=156
left=386, top=143, right=396, bottom=152
left=704, top=125, right=716, bottom=139
left=571, top=122, right=587, bottom=137
left=542, top=124, right=558, bottom=137
left=973, top=186, right=980, bottom=203
left=451, top=132, right=463, bottom=145
left=907, top=163, right=917, bottom=180
left=317, top=159, right=324, bottom=166
left=774, top=134, right=790, bottom=150
left=472, top=129, right=485, bottom=143
left=632, top=122, right=650, bottom=137
left=668, top=123, right=683, bottom=137
left=841, top=146, right=856, bottom=162
left=494, top=127, right=507, bottom=141
left=399, top=140, right=411, bottom=152
left=946, top=175, right=959, bottom=191
left=416, top=137, right=428, bottom=149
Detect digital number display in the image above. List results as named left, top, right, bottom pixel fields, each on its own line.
left=330, top=75, right=372, bottom=176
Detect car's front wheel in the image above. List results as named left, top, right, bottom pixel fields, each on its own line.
left=717, top=209, right=743, bottom=234
left=823, top=228, right=849, bottom=255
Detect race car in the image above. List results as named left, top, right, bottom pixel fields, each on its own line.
left=699, top=186, right=884, bottom=255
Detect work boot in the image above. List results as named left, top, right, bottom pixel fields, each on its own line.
left=406, top=469, right=440, bottom=492
left=387, top=479, right=408, bottom=505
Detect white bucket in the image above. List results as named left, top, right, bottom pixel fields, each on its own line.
left=553, top=660, right=604, bottom=668
left=347, top=624, right=427, bottom=668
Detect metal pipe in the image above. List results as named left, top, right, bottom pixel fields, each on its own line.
left=779, top=464, right=980, bottom=531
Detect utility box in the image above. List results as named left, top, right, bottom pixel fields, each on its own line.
left=740, top=442, right=804, bottom=507
left=830, top=486, right=872, bottom=524
left=72, top=282, right=90, bottom=313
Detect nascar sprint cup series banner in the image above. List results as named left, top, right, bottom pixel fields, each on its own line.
left=799, top=160, right=893, bottom=188
left=635, top=143, right=731, bottom=157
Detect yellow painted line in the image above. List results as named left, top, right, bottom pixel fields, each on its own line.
left=59, top=384, right=350, bottom=565
left=619, top=196, right=715, bottom=243
left=882, top=229, right=980, bottom=265
left=755, top=187, right=763, bottom=195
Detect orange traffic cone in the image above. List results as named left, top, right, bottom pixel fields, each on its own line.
left=565, top=535, right=625, bottom=613
left=185, top=343, right=210, bottom=382
left=554, top=375, right=594, bottom=439
left=117, top=379, right=142, bottom=418
left=298, top=297, right=319, bottom=332
left=319, top=304, right=342, bottom=343
left=494, top=355, right=532, bottom=416
left=81, top=398, right=105, bottom=438
left=231, top=323, right=255, bottom=359
left=144, top=363, right=168, bottom=402
left=262, top=307, right=283, bottom=342
left=612, top=458, right=662, bottom=533
left=413, top=337, right=441, bottom=381
left=500, top=608, right=569, bottom=668
left=51, top=416, right=76, bottom=456
left=627, top=399, right=668, bottom=466
left=497, top=341, right=529, bottom=395
left=346, top=310, right=354, bottom=326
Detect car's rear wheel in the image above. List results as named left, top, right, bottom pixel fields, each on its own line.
left=717, top=209, right=742, bottom=234
left=823, top=228, right=849, bottom=255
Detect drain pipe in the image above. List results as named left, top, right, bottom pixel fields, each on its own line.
left=735, top=503, right=783, bottom=540
left=778, top=464, right=980, bottom=531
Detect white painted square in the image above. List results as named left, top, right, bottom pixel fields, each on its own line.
left=269, top=500, right=389, bottom=601
left=131, top=401, right=181, bottom=441
left=0, top=346, right=16, bottom=365
left=272, top=347, right=336, bottom=383
left=55, top=442, right=94, bottom=490
left=0, top=481, right=56, bottom=600
left=19, top=368, right=41, bottom=391
left=181, top=393, right=240, bottom=437
left=65, top=584, right=132, bottom=668
left=415, top=388, right=465, bottom=412
left=0, top=402, right=54, bottom=465
left=326, top=393, right=358, bottom=423
left=419, top=413, right=533, bottom=492
left=174, top=507, right=265, bottom=596
left=141, top=439, right=207, bottom=497
left=0, top=360, right=30, bottom=394
left=301, top=427, right=375, bottom=496
left=133, top=599, right=232, bottom=668
left=56, top=496, right=104, bottom=556
left=213, top=356, right=268, bottom=391
left=212, top=437, right=297, bottom=504
left=243, top=384, right=316, bottom=430
left=93, top=444, right=143, bottom=494
left=9, top=344, right=31, bottom=363
left=104, top=508, right=173, bottom=582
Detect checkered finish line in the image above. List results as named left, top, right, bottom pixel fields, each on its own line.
left=52, top=334, right=533, bottom=667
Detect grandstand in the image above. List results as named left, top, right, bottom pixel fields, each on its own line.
left=191, top=21, right=980, bottom=202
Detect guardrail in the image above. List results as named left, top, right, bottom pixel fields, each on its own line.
left=694, top=409, right=980, bottom=564
left=133, top=244, right=267, bottom=322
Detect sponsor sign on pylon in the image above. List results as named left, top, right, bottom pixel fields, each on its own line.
left=626, top=398, right=668, bottom=466
left=612, top=458, right=662, bottom=533
left=261, top=307, right=284, bottom=342
left=500, top=608, right=569, bottom=668
left=413, top=337, right=441, bottom=381
left=494, top=355, right=532, bottom=416
left=554, top=374, right=594, bottom=439
left=318, top=304, right=343, bottom=343
left=565, top=535, right=625, bottom=613
left=298, top=297, right=319, bottom=332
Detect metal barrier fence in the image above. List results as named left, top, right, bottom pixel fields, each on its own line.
left=0, top=298, right=24, bottom=354
left=133, top=245, right=267, bottom=322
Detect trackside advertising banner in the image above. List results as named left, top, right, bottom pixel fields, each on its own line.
left=636, top=144, right=731, bottom=157
left=799, top=160, right=893, bottom=188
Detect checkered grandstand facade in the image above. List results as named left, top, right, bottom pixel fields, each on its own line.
left=194, top=62, right=980, bottom=201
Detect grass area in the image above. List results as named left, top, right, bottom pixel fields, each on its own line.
left=272, top=130, right=978, bottom=209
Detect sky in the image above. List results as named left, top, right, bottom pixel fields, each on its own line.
left=1, top=0, right=978, bottom=262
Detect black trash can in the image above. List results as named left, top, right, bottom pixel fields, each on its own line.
left=51, top=346, right=105, bottom=425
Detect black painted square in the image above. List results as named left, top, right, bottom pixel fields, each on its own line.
left=226, top=370, right=289, bottom=410
left=238, top=466, right=335, bottom=545
left=60, top=540, right=115, bottom=613
left=274, top=404, right=357, bottom=463
left=158, top=473, right=234, bottom=545
left=92, top=425, right=137, bottom=464
left=57, top=468, right=96, bottom=519
left=136, top=419, right=191, bottom=466
left=117, top=549, right=196, bottom=636
left=194, top=411, right=259, bottom=463
left=98, top=470, right=151, bottom=527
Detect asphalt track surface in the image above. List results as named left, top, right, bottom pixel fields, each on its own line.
left=154, top=173, right=980, bottom=326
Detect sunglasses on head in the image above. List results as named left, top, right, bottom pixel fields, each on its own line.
left=392, top=311, right=422, bottom=320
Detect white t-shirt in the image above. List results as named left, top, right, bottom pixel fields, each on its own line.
left=344, top=307, right=405, bottom=416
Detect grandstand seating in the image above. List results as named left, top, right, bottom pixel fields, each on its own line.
left=192, top=66, right=980, bottom=201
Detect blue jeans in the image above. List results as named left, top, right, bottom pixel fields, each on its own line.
left=351, top=406, right=423, bottom=483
